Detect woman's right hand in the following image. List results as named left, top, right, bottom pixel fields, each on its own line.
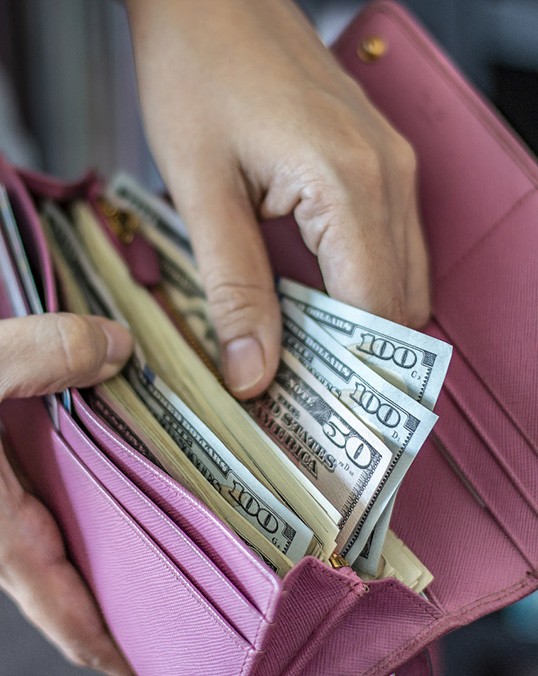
left=0, top=313, right=133, bottom=675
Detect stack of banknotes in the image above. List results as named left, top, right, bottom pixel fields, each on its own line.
left=0, top=174, right=452, bottom=594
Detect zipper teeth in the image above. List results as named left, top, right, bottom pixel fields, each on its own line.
left=152, top=285, right=223, bottom=383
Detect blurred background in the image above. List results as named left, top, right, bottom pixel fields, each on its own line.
left=0, top=0, right=536, bottom=674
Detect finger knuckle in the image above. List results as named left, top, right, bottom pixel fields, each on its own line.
left=332, top=139, right=385, bottom=204
left=204, top=273, right=274, bottom=339
left=332, top=131, right=384, bottom=188
left=50, top=314, right=105, bottom=379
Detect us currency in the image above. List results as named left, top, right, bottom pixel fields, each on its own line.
left=108, top=173, right=193, bottom=262
left=358, top=530, right=433, bottom=594
left=43, top=218, right=293, bottom=577
left=245, top=349, right=393, bottom=549
left=70, top=200, right=340, bottom=559
left=124, top=354, right=311, bottom=564
left=133, top=223, right=219, bottom=364
left=41, top=201, right=322, bottom=565
left=107, top=180, right=219, bottom=363
left=279, top=278, right=452, bottom=411
left=93, top=375, right=294, bottom=577
left=281, top=299, right=438, bottom=566
left=41, top=201, right=127, bottom=322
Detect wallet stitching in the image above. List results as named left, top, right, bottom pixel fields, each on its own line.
left=76, top=397, right=281, bottom=614
left=366, top=575, right=535, bottom=676
left=370, top=2, right=538, bottom=185
left=62, top=413, right=265, bottom=638
left=285, top=585, right=366, bottom=675
left=57, top=434, right=250, bottom=653
left=259, top=559, right=362, bottom=675
left=296, top=580, right=440, bottom=675
left=377, top=579, right=441, bottom=621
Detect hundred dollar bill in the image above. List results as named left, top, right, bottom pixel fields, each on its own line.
left=245, top=349, right=393, bottom=549
left=106, top=181, right=219, bottom=362
left=41, top=214, right=294, bottom=574
left=69, top=200, right=340, bottom=558
left=93, top=375, right=294, bottom=577
left=41, top=200, right=329, bottom=563
left=41, top=201, right=127, bottom=322
left=281, top=300, right=438, bottom=566
left=279, top=278, right=452, bottom=411
left=133, top=223, right=219, bottom=364
left=281, top=300, right=438, bottom=455
left=108, top=173, right=193, bottom=261
left=124, top=353, right=312, bottom=564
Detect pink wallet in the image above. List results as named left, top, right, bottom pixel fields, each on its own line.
left=0, top=1, right=536, bottom=674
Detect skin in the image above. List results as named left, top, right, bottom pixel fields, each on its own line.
left=1, top=0, right=430, bottom=671
left=126, top=0, right=430, bottom=399
left=0, top=314, right=133, bottom=675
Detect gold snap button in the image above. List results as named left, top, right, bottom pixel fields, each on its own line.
left=358, top=36, right=387, bottom=63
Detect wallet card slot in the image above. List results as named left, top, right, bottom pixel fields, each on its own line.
left=72, top=390, right=282, bottom=621
left=431, top=190, right=538, bottom=456
left=1, top=398, right=256, bottom=676
left=59, top=408, right=267, bottom=648
left=391, top=422, right=534, bottom=614
left=427, top=322, right=538, bottom=517
left=428, top=388, right=537, bottom=569
left=0, top=156, right=58, bottom=312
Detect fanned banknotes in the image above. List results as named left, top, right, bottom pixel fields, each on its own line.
left=279, top=278, right=452, bottom=570
left=29, top=174, right=452, bottom=590
left=279, top=278, right=452, bottom=411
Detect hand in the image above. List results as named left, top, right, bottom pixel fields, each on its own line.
left=0, top=313, right=133, bottom=675
left=126, top=0, right=431, bottom=399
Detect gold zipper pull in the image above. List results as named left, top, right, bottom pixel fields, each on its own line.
left=329, top=551, right=350, bottom=569
left=97, top=196, right=139, bottom=245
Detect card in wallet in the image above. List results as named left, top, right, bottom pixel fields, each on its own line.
left=0, top=1, right=536, bottom=675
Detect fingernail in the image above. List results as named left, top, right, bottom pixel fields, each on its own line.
left=96, top=318, right=134, bottom=365
left=223, top=336, right=265, bottom=394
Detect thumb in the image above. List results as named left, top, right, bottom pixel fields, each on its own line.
left=171, top=167, right=281, bottom=399
left=0, top=314, right=133, bottom=402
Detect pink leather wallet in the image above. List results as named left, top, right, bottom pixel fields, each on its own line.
left=0, top=2, right=536, bottom=674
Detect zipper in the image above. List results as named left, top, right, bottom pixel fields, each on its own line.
left=94, top=194, right=161, bottom=287
left=97, top=195, right=139, bottom=244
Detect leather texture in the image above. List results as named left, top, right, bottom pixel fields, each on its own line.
left=0, top=1, right=536, bottom=674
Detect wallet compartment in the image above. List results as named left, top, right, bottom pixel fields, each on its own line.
left=0, top=397, right=260, bottom=676
left=72, top=389, right=282, bottom=622
left=59, top=399, right=269, bottom=647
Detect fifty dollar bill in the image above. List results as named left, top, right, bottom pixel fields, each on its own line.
left=281, top=299, right=438, bottom=562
